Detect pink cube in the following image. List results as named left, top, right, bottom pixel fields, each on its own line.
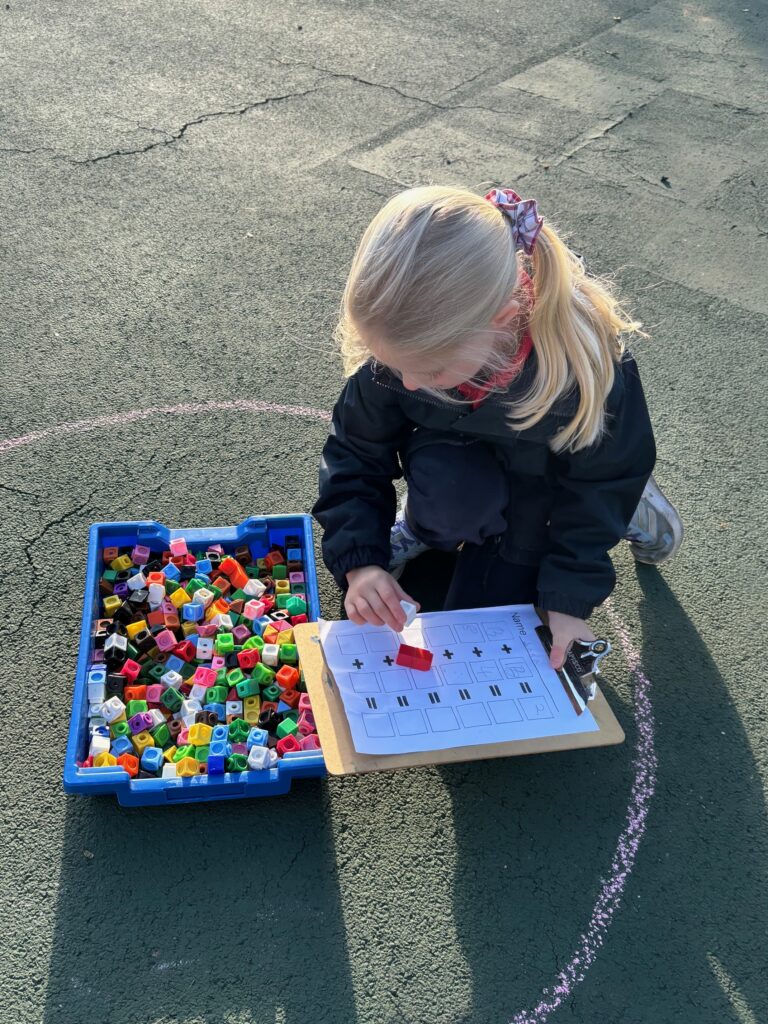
left=132, top=544, right=151, bottom=565
left=146, top=684, right=163, bottom=705
left=298, top=693, right=312, bottom=714
left=169, top=538, right=188, bottom=557
left=178, top=728, right=190, bottom=745
left=120, top=659, right=141, bottom=682
left=232, top=624, right=251, bottom=643
left=155, top=629, right=177, bottom=652
left=298, top=710, right=316, bottom=736
left=197, top=623, right=218, bottom=638
left=193, top=666, right=217, bottom=687
left=211, top=656, right=225, bottom=670
left=300, top=734, right=321, bottom=751
left=243, top=599, right=266, bottom=620
left=275, top=619, right=292, bottom=634
left=232, top=743, right=248, bottom=756
left=161, top=598, right=176, bottom=615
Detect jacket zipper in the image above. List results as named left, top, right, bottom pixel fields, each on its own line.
left=374, top=376, right=473, bottom=412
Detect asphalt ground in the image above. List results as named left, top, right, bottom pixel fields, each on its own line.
left=0, top=2, right=766, bottom=1023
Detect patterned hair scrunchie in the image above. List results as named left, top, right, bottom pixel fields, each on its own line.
left=484, top=187, right=544, bottom=255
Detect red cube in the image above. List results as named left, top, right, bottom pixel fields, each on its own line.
left=395, top=643, right=433, bottom=672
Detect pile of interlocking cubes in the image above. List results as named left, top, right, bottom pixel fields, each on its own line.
left=79, top=535, right=320, bottom=779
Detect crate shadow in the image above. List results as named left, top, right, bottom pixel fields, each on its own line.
left=43, top=779, right=356, bottom=1024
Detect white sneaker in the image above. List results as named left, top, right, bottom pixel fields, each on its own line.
left=625, top=473, right=684, bottom=565
left=389, top=508, right=430, bottom=580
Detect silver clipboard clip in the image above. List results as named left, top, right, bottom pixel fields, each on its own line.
left=534, top=625, right=612, bottom=713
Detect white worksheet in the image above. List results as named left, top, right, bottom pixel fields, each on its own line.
left=317, top=605, right=599, bottom=755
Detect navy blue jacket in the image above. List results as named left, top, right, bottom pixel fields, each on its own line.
left=312, top=349, right=656, bottom=619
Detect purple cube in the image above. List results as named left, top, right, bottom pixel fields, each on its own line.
left=132, top=544, right=151, bottom=565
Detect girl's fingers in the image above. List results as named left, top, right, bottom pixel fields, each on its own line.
left=367, top=591, right=399, bottom=631
left=376, top=583, right=408, bottom=631
left=345, top=601, right=366, bottom=626
left=354, top=596, right=385, bottom=628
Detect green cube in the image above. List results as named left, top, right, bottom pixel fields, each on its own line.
left=243, top=635, right=264, bottom=651
left=279, top=644, right=298, bottom=665
left=276, top=717, right=299, bottom=739
left=253, top=663, right=275, bottom=686
left=286, top=596, right=307, bottom=616
left=125, top=699, right=148, bottom=717
left=236, top=677, right=260, bottom=699
left=272, top=564, right=287, bottom=580
left=161, top=688, right=183, bottom=713
left=151, top=723, right=170, bottom=747
left=206, top=685, right=228, bottom=705
left=194, top=745, right=210, bottom=762
left=226, top=668, right=246, bottom=687
left=226, top=753, right=249, bottom=773
left=228, top=718, right=250, bottom=743
left=173, top=744, right=194, bottom=762
left=111, top=720, right=131, bottom=739
left=215, top=632, right=234, bottom=655
left=276, top=594, right=291, bottom=609
left=262, top=683, right=280, bottom=703
left=186, top=579, right=204, bottom=597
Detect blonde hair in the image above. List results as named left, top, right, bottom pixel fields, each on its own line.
left=334, top=185, right=650, bottom=453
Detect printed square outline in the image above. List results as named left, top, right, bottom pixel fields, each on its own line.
left=489, top=700, right=523, bottom=724
left=454, top=623, right=483, bottom=643
left=456, top=702, right=492, bottom=729
left=363, top=714, right=395, bottom=738
left=440, top=662, right=473, bottom=688
left=365, top=631, right=399, bottom=653
left=469, top=660, right=502, bottom=684
left=394, top=710, right=428, bottom=736
left=500, top=660, right=528, bottom=679
left=351, top=672, right=380, bottom=694
left=481, top=620, right=509, bottom=641
left=520, top=697, right=554, bottom=720
left=337, top=634, right=367, bottom=655
left=380, top=668, right=413, bottom=692
left=425, top=625, right=456, bottom=646
left=425, top=706, right=460, bottom=732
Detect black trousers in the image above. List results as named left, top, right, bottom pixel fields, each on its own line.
left=399, top=430, right=540, bottom=612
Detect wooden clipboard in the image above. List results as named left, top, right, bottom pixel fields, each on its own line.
left=294, top=622, right=625, bottom=776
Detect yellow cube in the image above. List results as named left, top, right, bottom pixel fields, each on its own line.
left=110, top=554, right=133, bottom=571
left=176, top=757, right=198, bottom=777
left=163, top=745, right=178, bottom=763
left=103, top=595, right=122, bottom=616
left=275, top=580, right=290, bottom=594
left=262, top=625, right=280, bottom=644
left=94, top=751, right=117, bottom=767
left=126, top=619, right=148, bottom=640
left=188, top=723, right=212, bottom=746
left=131, top=731, right=155, bottom=754
left=276, top=629, right=295, bottom=645
left=170, top=588, right=191, bottom=609
left=182, top=622, right=197, bottom=637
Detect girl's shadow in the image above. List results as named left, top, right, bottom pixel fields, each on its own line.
left=397, top=556, right=767, bottom=1023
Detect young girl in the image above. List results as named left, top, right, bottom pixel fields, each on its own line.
left=311, top=185, right=683, bottom=670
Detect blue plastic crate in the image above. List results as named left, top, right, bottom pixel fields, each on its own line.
left=64, top=515, right=326, bottom=806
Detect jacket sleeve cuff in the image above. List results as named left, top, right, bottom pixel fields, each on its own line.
left=537, top=591, right=597, bottom=620
left=327, top=546, right=391, bottom=591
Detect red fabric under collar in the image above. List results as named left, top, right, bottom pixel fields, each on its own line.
left=456, top=269, right=534, bottom=408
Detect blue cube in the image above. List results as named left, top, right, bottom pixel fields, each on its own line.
left=111, top=735, right=133, bottom=757
left=247, top=727, right=268, bottom=749
left=141, top=748, right=164, bottom=773
left=183, top=602, right=204, bottom=623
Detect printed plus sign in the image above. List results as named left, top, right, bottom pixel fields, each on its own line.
left=442, top=649, right=454, bottom=660
left=383, top=655, right=394, bottom=666
left=472, top=647, right=483, bottom=657
left=501, top=644, right=512, bottom=654
left=352, top=659, right=364, bottom=670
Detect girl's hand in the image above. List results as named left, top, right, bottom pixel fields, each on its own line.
left=545, top=611, right=596, bottom=671
left=345, top=565, right=420, bottom=632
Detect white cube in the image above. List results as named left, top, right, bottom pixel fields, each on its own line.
left=226, top=700, right=243, bottom=717
left=193, top=587, right=214, bottom=608
left=262, top=644, right=280, bottom=667
left=162, top=762, right=178, bottom=778
left=148, top=708, right=165, bottom=727
left=127, top=571, right=147, bottom=592
left=88, top=734, right=111, bottom=759
left=160, top=670, right=183, bottom=690
left=196, top=638, right=214, bottom=660
left=148, top=582, right=165, bottom=604
left=243, top=578, right=267, bottom=599
left=211, top=613, right=233, bottom=631
left=87, top=681, right=106, bottom=705
left=190, top=683, right=208, bottom=702
left=247, top=745, right=271, bottom=770
left=100, top=696, right=126, bottom=723
left=399, top=600, right=418, bottom=628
